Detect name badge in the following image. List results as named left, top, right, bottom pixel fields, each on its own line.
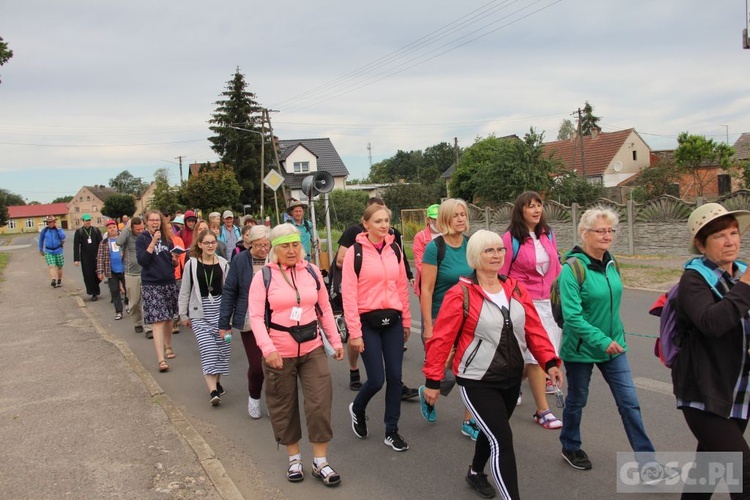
left=87, top=238, right=92, bottom=244
left=290, top=307, right=302, bottom=321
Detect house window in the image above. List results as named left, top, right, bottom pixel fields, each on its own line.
left=79, top=196, right=83, bottom=201
left=97, top=217, right=102, bottom=225
left=92, top=205, right=97, bottom=212
left=8, top=220, right=16, bottom=229
left=25, top=218, right=34, bottom=228
left=87, top=195, right=91, bottom=201
left=293, top=161, right=310, bottom=173
left=75, top=206, right=80, bottom=213
left=632, top=151, right=637, bottom=161
left=586, top=176, right=603, bottom=186
left=718, top=174, right=731, bottom=196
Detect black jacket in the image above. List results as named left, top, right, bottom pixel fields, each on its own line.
left=674, top=268, right=750, bottom=418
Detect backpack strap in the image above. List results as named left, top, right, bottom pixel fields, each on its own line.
left=565, top=257, right=586, bottom=287
left=353, top=240, right=402, bottom=278
left=262, top=265, right=322, bottom=330
left=511, top=236, right=521, bottom=264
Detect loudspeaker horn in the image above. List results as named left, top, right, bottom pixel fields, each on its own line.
left=300, top=171, right=335, bottom=196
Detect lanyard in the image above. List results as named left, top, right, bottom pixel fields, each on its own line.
left=201, top=258, right=216, bottom=293
left=83, top=227, right=92, bottom=239
left=278, top=265, right=300, bottom=306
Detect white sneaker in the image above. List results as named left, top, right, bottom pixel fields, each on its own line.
left=248, top=396, right=261, bottom=419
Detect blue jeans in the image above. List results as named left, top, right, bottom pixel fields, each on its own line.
left=560, top=353, right=655, bottom=455
left=353, top=321, right=404, bottom=433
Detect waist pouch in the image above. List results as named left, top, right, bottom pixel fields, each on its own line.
left=360, top=308, right=401, bottom=330
left=286, top=321, right=319, bottom=343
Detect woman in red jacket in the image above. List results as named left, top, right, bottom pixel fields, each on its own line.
left=343, top=204, right=412, bottom=452
left=423, top=230, right=562, bottom=499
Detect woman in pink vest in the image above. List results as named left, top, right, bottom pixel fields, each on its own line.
left=499, top=191, right=563, bottom=429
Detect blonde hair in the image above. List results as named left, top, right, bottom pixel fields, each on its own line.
left=269, top=224, right=306, bottom=263
left=437, top=198, right=469, bottom=236
left=578, top=207, right=619, bottom=236
left=362, top=204, right=391, bottom=224
left=466, top=229, right=503, bottom=270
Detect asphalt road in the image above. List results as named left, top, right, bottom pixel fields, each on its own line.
left=38, top=230, right=744, bottom=499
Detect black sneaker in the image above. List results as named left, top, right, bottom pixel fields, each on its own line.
left=401, top=385, right=419, bottom=401
left=349, top=402, right=367, bottom=438
left=91, top=295, right=98, bottom=302
left=51, top=279, right=57, bottom=288
left=562, top=448, right=592, bottom=470
left=56, top=280, right=62, bottom=288
left=217, top=382, right=225, bottom=396
left=145, top=330, right=153, bottom=339
left=384, top=431, right=409, bottom=451
left=465, top=468, right=496, bottom=499
left=210, top=390, right=221, bottom=406
left=134, top=325, right=144, bottom=334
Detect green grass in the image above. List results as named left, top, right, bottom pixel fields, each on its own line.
left=618, top=262, right=683, bottom=282
left=0, top=253, right=8, bottom=279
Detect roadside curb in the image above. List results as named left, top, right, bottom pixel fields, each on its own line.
left=72, top=292, right=245, bottom=500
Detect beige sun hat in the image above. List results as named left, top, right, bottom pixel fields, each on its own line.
left=687, top=202, right=750, bottom=254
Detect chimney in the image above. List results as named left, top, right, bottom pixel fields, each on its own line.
left=591, top=126, right=601, bottom=140
left=570, top=131, right=577, bottom=142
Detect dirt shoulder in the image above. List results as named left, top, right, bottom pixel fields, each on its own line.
left=615, top=254, right=688, bottom=292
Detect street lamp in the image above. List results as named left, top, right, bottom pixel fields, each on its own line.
left=226, top=125, right=266, bottom=218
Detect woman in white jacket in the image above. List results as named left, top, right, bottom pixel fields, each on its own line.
left=179, top=229, right=231, bottom=406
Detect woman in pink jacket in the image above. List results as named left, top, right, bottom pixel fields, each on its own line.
left=343, top=204, right=412, bottom=452
left=248, top=224, right=344, bottom=486
left=499, top=191, right=563, bottom=430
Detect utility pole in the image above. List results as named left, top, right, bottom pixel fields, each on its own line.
left=720, top=125, right=729, bottom=144
left=454, top=137, right=459, bottom=167
left=576, top=108, right=586, bottom=180
left=175, top=155, right=185, bottom=183
left=367, top=143, right=373, bottom=169
left=264, top=109, right=287, bottom=219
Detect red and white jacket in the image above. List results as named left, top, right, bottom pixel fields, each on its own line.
left=341, top=232, right=412, bottom=340
left=423, top=274, right=560, bottom=388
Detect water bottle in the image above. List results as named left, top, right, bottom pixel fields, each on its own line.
left=554, top=384, right=565, bottom=409
left=224, top=332, right=232, bottom=343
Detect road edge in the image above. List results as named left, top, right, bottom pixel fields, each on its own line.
left=72, top=292, right=246, bottom=500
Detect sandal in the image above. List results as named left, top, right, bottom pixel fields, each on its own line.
left=287, top=458, right=304, bottom=482
left=349, top=369, right=362, bottom=391
left=533, top=409, right=562, bottom=429
left=158, top=360, right=169, bottom=372
left=312, top=461, right=341, bottom=487
left=165, top=347, right=176, bottom=359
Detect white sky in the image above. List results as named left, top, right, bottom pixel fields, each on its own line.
left=1, top=0, right=749, bottom=203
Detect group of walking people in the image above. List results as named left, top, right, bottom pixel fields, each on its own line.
left=39, top=192, right=750, bottom=498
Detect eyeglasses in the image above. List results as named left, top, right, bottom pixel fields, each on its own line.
left=203, top=241, right=218, bottom=246
left=252, top=243, right=271, bottom=249
left=147, top=218, right=161, bottom=223
left=483, top=247, right=507, bottom=255
left=589, top=228, right=616, bottom=235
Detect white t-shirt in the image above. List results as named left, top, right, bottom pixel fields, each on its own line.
left=485, top=290, right=509, bottom=311
left=529, top=232, right=550, bottom=275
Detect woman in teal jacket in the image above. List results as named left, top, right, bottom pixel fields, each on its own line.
left=558, top=207, right=658, bottom=475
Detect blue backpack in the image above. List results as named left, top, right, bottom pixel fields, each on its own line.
left=649, top=259, right=726, bottom=368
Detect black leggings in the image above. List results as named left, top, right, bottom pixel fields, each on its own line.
left=681, top=407, right=750, bottom=499
left=460, top=384, right=521, bottom=500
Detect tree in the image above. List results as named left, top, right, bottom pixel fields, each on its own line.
left=580, top=101, right=601, bottom=135
left=150, top=168, right=183, bottom=214
left=0, top=203, right=7, bottom=227
left=674, top=132, right=734, bottom=198
left=382, top=182, right=446, bottom=224
left=369, top=150, right=424, bottom=183
left=450, top=129, right=558, bottom=204
left=102, top=193, right=136, bottom=220
left=207, top=68, right=271, bottom=207
left=423, top=142, right=458, bottom=180
left=0, top=189, right=25, bottom=206
left=183, top=163, right=242, bottom=214
left=631, top=157, right=682, bottom=201
left=109, top=170, right=148, bottom=197
left=736, top=159, right=750, bottom=190
left=0, top=36, right=12, bottom=84
left=557, top=119, right=575, bottom=140
left=51, top=195, right=74, bottom=203
left=548, top=172, right=604, bottom=206
left=314, top=189, right=370, bottom=230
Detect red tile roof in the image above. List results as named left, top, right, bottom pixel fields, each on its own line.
left=8, top=203, right=69, bottom=219
left=542, top=129, right=635, bottom=177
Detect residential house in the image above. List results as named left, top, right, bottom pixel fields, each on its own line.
left=734, top=133, right=750, bottom=162
left=134, top=182, right=156, bottom=218
left=649, top=149, right=740, bottom=201
left=67, top=185, right=117, bottom=228
left=3, top=202, right=70, bottom=235
left=278, top=138, right=349, bottom=200
left=543, top=128, right=652, bottom=189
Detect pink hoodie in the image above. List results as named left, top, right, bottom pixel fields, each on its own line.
left=341, top=232, right=412, bottom=340
left=248, top=260, right=341, bottom=358
left=498, top=230, right=561, bottom=300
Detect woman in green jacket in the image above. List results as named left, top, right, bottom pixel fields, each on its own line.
left=558, top=207, right=658, bottom=474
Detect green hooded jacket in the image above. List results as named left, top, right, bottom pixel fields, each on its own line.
left=559, top=245, right=626, bottom=363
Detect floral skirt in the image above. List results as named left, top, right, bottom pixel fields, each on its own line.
left=142, top=282, right=179, bottom=324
